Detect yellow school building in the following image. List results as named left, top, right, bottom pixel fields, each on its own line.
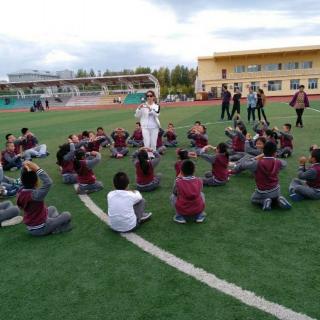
left=196, top=45, right=320, bottom=98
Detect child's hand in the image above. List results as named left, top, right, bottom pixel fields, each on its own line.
left=246, top=133, right=252, bottom=140
left=273, top=126, right=279, bottom=131
left=255, top=153, right=264, bottom=160
left=67, top=138, right=73, bottom=143
left=24, top=161, right=40, bottom=172
left=299, top=156, right=307, bottom=165
left=91, top=151, right=98, bottom=156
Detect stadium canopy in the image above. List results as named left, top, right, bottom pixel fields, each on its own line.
left=0, top=74, right=160, bottom=98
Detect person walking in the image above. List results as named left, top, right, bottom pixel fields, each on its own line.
left=289, top=85, right=309, bottom=128
left=230, top=88, right=242, bottom=119
left=220, top=85, right=231, bottom=121
left=135, top=90, right=160, bottom=151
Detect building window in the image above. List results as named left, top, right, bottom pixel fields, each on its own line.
left=283, top=62, right=299, bottom=70
left=234, top=65, right=245, bottom=73
left=264, top=63, right=282, bottom=71
left=290, top=79, right=300, bottom=90
left=308, top=78, right=318, bottom=89
left=234, top=82, right=243, bottom=92
left=268, top=80, right=282, bottom=91
left=247, top=65, right=261, bottom=72
left=250, top=82, right=260, bottom=91
left=301, top=61, right=312, bottom=69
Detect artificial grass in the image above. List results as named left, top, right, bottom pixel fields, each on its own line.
left=1, top=102, right=319, bottom=319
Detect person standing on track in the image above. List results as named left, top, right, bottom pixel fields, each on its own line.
left=256, top=89, right=269, bottom=125
left=289, top=85, right=309, bottom=128
left=135, top=90, right=160, bottom=151
left=220, top=85, right=231, bottom=121
left=230, top=88, right=242, bottom=119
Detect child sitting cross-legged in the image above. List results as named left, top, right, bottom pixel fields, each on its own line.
left=17, top=161, right=72, bottom=236
left=107, top=172, right=152, bottom=232
left=289, top=148, right=320, bottom=201
left=171, top=159, right=206, bottom=224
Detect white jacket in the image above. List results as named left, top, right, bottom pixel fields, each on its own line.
left=135, top=103, right=161, bottom=129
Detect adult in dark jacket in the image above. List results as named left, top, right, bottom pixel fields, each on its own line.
left=289, top=85, right=309, bottom=128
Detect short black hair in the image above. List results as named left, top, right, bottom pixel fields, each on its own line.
left=21, top=169, right=38, bottom=189
left=194, top=121, right=201, bottom=125
left=284, top=123, right=292, bottom=130
left=256, top=137, right=267, bottom=144
left=136, top=122, right=141, bottom=126
left=5, top=133, right=12, bottom=140
left=96, top=127, right=104, bottom=131
left=82, top=131, right=89, bottom=138
left=223, top=85, right=228, bottom=90
left=21, top=128, right=28, bottom=135
left=181, top=160, right=195, bottom=176
left=311, top=149, right=320, bottom=162
left=263, top=141, right=277, bottom=157
left=113, top=172, right=129, bottom=190
left=299, top=85, right=305, bottom=89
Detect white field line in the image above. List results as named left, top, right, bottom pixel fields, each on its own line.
left=74, top=185, right=316, bottom=320
left=309, top=107, right=320, bottom=113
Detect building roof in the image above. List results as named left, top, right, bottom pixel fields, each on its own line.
left=0, top=74, right=159, bottom=90
left=7, top=69, right=58, bottom=76
left=198, top=45, right=320, bottom=60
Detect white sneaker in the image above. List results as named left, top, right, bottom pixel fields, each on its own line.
left=1, top=215, right=23, bottom=227
left=140, top=212, right=152, bottom=222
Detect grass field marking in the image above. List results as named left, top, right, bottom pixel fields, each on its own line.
left=309, top=107, right=320, bottom=113
left=73, top=185, right=316, bottom=320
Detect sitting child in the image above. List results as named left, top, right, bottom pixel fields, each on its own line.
left=74, top=150, right=103, bottom=194
left=289, top=148, right=320, bottom=201
left=224, top=124, right=246, bottom=161
left=174, top=149, right=197, bottom=177
left=171, top=160, right=206, bottom=223
left=5, top=133, right=21, bottom=156
left=188, top=125, right=208, bottom=155
left=133, top=148, right=161, bottom=192
left=274, top=124, right=293, bottom=158
left=1, top=142, right=22, bottom=171
left=0, top=200, right=21, bottom=227
left=253, top=120, right=269, bottom=138
left=96, top=127, right=112, bottom=147
left=17, top=161, right=72, bottom=236
left=128, top=122, right=144, bottom=148
left=0, top=161, right=20, bottom=197
left=107, top=172, right=152, bottom=232
left=200, top=143, right=229, bottom=186
left=56, top=142, right=78, bottom=184
left=156, top=128, right=166, bottom=155
left=18, top=128, right=48, bottom=160
left=164, top=123, right=178, bottom=147
left=250, top=141, right=291, bottom=211
left=110, top=128, right=129, bottom=158
left=187, top=121, right=201, bottom=147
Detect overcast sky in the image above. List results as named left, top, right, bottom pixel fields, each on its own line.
left=1, top=0, right=320, bottom=79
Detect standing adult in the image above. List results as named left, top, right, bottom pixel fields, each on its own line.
left=220, top=85, right=231, bottom=121
left=247, top=87, right=257, bottom=124
left=289, top=85, right=309, bottom=128
left=230, top=88, right=242, bottom=119
left=135, top=90, right=160, bottom=151
left=256, top=89, right=269, bottom=125
left=45, top=99, right=49, bottom=110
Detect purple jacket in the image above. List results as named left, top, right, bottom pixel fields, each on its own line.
left=289, top=92, right=309, bottom=108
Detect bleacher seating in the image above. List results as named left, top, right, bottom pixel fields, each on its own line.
left=65, top=96, right=100, bottom=107
left=96, top=94, right=127, bottom=106
left=124, top=93, right=145, bottom=105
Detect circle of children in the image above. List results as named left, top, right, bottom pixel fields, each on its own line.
left=1, top=112, right=320, bottom=235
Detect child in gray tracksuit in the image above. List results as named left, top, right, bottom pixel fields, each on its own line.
left=0, top=201, right=20, bottom=226
left=289, top=148, right=320, bottom=201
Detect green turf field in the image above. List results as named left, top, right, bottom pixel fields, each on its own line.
left=1, top=102, right=320, bottom=320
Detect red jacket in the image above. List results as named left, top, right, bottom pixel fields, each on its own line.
left=175, top=177, right=205, bottom=215
left=307, top=164, right=320, bottom=189
left=77, top=160, right=96, bottom=184
left=135, top=161, right=154, bottom=185
left=212, top=154, right=229, bottom=182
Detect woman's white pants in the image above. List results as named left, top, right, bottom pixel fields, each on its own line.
left=142, top=128, right=159, bottom=151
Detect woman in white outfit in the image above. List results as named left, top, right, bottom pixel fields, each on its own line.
left=134, top=90, right=160, bottom=151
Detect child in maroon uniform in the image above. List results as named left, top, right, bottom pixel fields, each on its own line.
left=164, top=123, right=178, bottom=147
left=188, top=125, right=208, bottom=155
left=187, top=121, right=201, bottom=147
left=274, top=124, right=293, bottom=158
left=225, top=124, right=246, bottom=161
left=249, top=141, right=291, bottom=211
left=56, top=142, right=78, bottom=184
left=156, top=128, right=166, bottom=155
left=1, top=142, right=22, bottom=171
left=110, top=128, right=129, bottom=158
left=133, top=148, right=161, bottom=192
left=171, top=160, right=205, bottom=223
left=96, top=127, right=112, bottom=147
left=17, top=161, right=72, bottom=236
left=18, top=128, right=48, bottom=160
left=74, top=150, right=103, bottom=194
left=5, top=134, right=21, bottom=155
left=128, top=122, right=144, bottom=148
left=200, top=143, right=229, bottom=186
left=289, top=148, right=320, bottom=201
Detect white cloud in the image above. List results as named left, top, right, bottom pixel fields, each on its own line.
left=43, top=50, right=79, bottom=65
